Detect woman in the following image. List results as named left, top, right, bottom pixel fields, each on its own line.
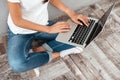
left=7, top=0, right=89, bottom=72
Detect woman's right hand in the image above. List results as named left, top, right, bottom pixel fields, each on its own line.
left=48, top=22, right=71, bottom=34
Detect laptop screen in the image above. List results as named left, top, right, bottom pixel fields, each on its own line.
left=98, top=3, right=115, bottom=26
left=85, top=3, right=115, bottom=47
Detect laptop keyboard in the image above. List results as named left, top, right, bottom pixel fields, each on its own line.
left=68, top=19, right=95, bottom=45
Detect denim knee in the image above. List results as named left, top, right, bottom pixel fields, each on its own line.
left=8, top=59, right=26, bottom=72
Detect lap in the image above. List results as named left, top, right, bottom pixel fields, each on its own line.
left=34, top=20, right=58, bottom=41
left=34, top=32, right=58, bottom=41
left=7, top=20, right=57, bottom=50
left=7, top=20, right=74, bottom=54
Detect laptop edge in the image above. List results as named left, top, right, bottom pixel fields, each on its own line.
left=85, top=3, right=115, bottom=47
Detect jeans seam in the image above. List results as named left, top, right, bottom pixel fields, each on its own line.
left=47, top=51, right=52, bottom=62
left=52, top=44, right=64, bottom=50
left=24, top=37, right=34, bottom=58
left=26, top=52, right=50, bottom=64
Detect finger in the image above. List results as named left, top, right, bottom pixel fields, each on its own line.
left=60, top=29, right=70, bottom=33
left=83, top=19, right=88, bottom=26
left=60, top=23, right=70, bottom=28
left=76, top=20, right=83, bottom=25
left=61, top=31, right=69, bottom=33
left=83, top=17, right=89, bottom=25
left=63, top=22, right=70, bottom=27
left=71, top=18, right=83, bottom=26
left=60, top=26, right=71, bottom=30
left=82, top=15, right=89, bottom=25
left=79, top=18, right=88, bottom=27
left=78, top=15, right=89, bottom=27
left=57, top=21, right=68, bottom=25
left=55, top=22, right=64, bottom=25
left=80, top=14, right=89, bottom=23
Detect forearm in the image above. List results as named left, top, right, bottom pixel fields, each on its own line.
left=15, top=18, right=49, bottom=33
left=50, top=0, right=76, bottom=18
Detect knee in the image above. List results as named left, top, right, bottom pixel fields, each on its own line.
left=8, top=60, right=26, bottom=72
left=11, top=65, right=22, bottom=72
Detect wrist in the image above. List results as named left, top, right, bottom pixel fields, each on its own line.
left=38, top=25, right=50, bottom=33
left=45, top=26, right=51, bottom=33
left=66, top=9, right=76, bottom=18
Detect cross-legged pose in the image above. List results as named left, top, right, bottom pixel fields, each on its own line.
left=7, top=0, right=89, bottom=72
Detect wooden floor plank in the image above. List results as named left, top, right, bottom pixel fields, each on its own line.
left=82, top=45, right=114, bottom=80
left=64, top=72, right=76, bottom=80
left=53, top=76, right=67, bottom=80
left=87, top=42, right=120, bottom=80
left=70, top=53, right=102, bottom=80
left=106, top=33, right=120, bottom=54
left=63, top=56, right=87, bottom=80
left=78, top=54, right=104, bottom=80
left=95, top=38, right=120, bottom=69
left=29, top=59, right=70, bottom=80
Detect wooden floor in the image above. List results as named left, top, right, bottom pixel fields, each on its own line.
left=0, top=0, right=120, bottom=80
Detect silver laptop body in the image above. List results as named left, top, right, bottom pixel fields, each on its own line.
left=56, top=3, right=115, bottom=49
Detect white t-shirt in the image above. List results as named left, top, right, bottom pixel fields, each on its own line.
left=7, top=0, right=49, bottom=34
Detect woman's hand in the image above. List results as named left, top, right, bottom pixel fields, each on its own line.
left=50, top=0, right=89, bottom=26
left=48, top=22, right=71, bottom=34
left=69, top=12, right=89, bottom=26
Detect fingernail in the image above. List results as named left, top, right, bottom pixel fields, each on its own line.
left=80, top=23, right=83, bottom=26
left=89, top=21, right=90, bottom=23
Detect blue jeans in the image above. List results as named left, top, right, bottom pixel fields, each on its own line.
left=7, top=21, right=74, bottom=72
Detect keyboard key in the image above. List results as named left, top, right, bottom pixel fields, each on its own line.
left=69, top=19, right=95, bottom=45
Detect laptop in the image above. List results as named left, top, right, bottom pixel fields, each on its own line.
left=56, top=3, right=115, bottom=49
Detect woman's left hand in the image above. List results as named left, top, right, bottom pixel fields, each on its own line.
left=70, top=13, right=89, bottom=27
